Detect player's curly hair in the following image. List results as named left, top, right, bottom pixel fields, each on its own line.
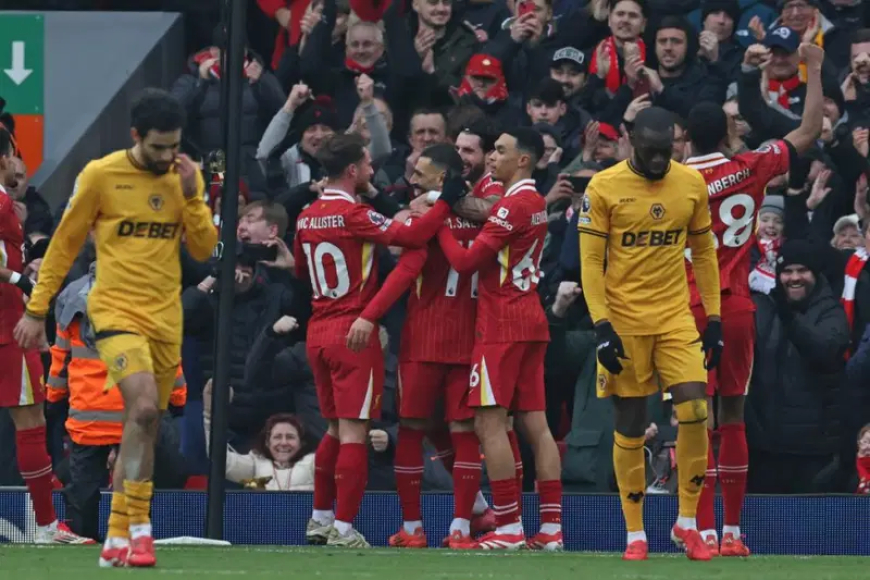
left=251, top=413, right=316, bottom=466
left=130, top=88, right=186, bottom=138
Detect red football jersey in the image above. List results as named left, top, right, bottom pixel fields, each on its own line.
left=0, top=185, right=24, bottom=344
left=471, top=178, right=549, bottom=344
left=400, top=176, right=506, bottom=364
left=293, top=188, right=447, bottom=347
left=685, top=141, right=790, bottom=306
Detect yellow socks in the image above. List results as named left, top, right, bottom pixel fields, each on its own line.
left=613, top=432, right=646, bottom=533
left=124, top=480, right=154, bottom=530
left=106, top=491, right=129, bottom=540
left=674, top=399, right=709, bottom=519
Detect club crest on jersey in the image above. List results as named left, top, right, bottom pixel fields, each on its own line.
left=114, top=354, right=128, bottom=372
left=149, top=194, right=164, bottom=211
left=649, top=203, right=665, bottom=220
left=367, top=210, right=392, bottom=232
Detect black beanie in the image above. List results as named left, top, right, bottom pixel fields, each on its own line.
left=776, top=239, right=821, bottom=279
left=294, top=97, right=340, bottom=135
left=702, top=0, right=742, bottom=25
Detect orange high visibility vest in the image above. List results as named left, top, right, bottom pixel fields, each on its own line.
left=46, top=319, right=187, bottom=446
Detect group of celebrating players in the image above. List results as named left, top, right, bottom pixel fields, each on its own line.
left=0, top=37, right=825, bottom=566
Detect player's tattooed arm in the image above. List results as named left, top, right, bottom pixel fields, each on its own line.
left=452, top=195, right=499, bottom=223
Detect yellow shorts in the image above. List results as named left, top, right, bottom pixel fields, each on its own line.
left=596, top=325, right=706, bottom=399
left=95, top=331, right=180, bottom=410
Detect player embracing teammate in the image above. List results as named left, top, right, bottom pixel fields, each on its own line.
left=684, top=42, right=825, bottom=556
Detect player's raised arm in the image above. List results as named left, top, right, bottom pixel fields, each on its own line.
left=687, top=175, right=721, bottom=321
left=783, top=43, right=825, bottom=155
left=578, top=178, right=610, bottom=325
left=451, top=194, right=500, bottom=222
left=360, top=247, right=428, bottom=322
left=26, top=165, right=101, bottom=320
left=178, top=154, right=218, bottom=262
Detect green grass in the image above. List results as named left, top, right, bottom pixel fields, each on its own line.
left=0, top=546, right=867, bottom=579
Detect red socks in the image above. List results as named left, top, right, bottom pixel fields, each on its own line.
left=490, top=478, right=519, bottom=528
left=506, top=430, right=523, bottom=513
left=335, top=443, right=368, bottom=524
left=395, top=426, right=426, bottom=523
left=697, top=429, right=716, bottom=533
left=428, top=427, right=455, bottom=473
left=313, top=434, right=340, bottom=511
left=537, top=479, right=562, bottom=525
left=16, top=426, right=57, bottom=526
left=450, top=431, right=481, bottom=520
left=718, top=423, right=748, bottom=527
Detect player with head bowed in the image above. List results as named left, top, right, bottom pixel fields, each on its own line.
left=580, top=106, right=722, bottom=561
left=436, top=128, right=563, bottom=551
left=13, top=88, right=218, bottom=566
left=294, top=133, right=468, bottom=548
left=683, top=42, right=825, bottom=556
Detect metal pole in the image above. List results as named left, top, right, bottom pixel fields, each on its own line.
left=205, top=0, right=246, bottom=541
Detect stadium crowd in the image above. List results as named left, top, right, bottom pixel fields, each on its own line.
left=2, top=0, right=870, bottom=549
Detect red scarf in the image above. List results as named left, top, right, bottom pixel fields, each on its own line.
left=456, top=76, right=508, bottom=104
left=841, top=247, right=868, bottom=339
left=857, top=456, right=870, bottom=495
left=345, top=57, right=375, bottom=75
left=749, top=237, right=781, bottom=294
left=193, top=49, right=252, bottom=80
left=589, top=36, right=646, bottom=94
left=768, top=75, right=802, bottom=108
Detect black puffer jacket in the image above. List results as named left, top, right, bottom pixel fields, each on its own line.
left=746, top=277, right=850, bottom=456
left=182, top=276, right=296, bottom=443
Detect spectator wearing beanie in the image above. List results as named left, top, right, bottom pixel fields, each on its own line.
left=258, top=90, right=337, bottom=193
left=699, top=0, right=746, bottom=78
left=832, top=214, right=862, bottom=250
left=745, top=238, right=849, bottom=494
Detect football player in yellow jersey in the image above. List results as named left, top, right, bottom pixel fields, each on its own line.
left=579, top=107, right=722, bottom=562
left=13, top=88, right=217, bottom=568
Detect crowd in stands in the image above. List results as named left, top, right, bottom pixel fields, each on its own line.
left=3, top=0, right=870, bottom=542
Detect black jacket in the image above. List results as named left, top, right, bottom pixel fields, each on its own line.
left=182, top=277, right=296, bottom=442
left=746, top=277, right=850, bottom=456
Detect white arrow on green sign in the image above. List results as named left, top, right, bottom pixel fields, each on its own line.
left=0, top=14, right=44, bottom=115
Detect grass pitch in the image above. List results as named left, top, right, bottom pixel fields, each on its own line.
left=0, top=545, right=865, bottom=579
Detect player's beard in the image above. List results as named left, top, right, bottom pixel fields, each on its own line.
left=142, top=152, right=173, bottom=175
left=354, top=178, right=370, bottom=195
left=465, top=163, right=484, bottom=185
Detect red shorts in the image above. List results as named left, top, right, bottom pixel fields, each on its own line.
left=692, top=296, right=755, bottom=397
left=398, top=362, right=473, bottom=422
left=0, top=343, right=45, bottom=408
left=469, top=342, right=546, bottom=411
left=307, top=342, right=384, bottom=420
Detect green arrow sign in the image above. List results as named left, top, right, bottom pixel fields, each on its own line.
left=0, top=14, right=44, bottom=115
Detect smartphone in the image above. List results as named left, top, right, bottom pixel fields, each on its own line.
left=633, top=71, right=651, bottom=99
left=568, top=176, right=592, bottom=193
left=518, top=0, right=536, bottom=17
left=239, top=243, right=278, bottom=265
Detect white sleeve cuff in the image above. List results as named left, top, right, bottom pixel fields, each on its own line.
left=426, top=190, right=441, bottom=203
left=9, top=272, right=21, bottom=285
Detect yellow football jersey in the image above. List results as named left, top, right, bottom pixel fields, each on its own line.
left=28, top=150, right=217, bottom=344
left=579, top=160, right=720, bottom=336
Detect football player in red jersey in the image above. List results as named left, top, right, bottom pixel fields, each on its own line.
left=683, top=42, right=825, bottom=557
left=294, top=134, right=467, bottom=548
left=437, top=128, right=562, bottom=551
left=0, top=128, right=91, bottom=545
left=348, top=144, right=498, bottom=550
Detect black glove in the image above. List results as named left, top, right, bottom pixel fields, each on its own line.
left=595, top=321, right=627, bottom=374
left=701, top=319, right=724, bottom=370
left=437, top=171, right=470, bottom=208
left=10, top=272, right=33, bottom=297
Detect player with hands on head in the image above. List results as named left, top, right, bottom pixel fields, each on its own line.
left=15, top=88, right=218, bottom=567
left=683, top=41, right=825, bottom=558
left=580, top=106, right=721, bottom=562
left=436, top=128, right=563, bottom=551
left=293, top=133, right=466, bottom=549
